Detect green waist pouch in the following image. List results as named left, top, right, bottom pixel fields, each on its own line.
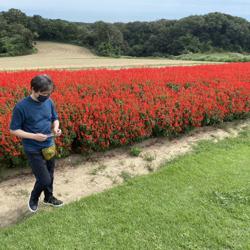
left=42, top=145, right=57, bottom=160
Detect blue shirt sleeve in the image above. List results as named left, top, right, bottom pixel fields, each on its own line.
left=51, top=100, right=59, bottom=122
left=10, top=106, right=24, bottom=130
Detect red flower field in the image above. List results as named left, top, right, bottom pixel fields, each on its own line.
left=0, top=63, right=249, bottom=166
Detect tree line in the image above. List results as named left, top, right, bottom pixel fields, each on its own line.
left=1, top=8, right=250, bottom=57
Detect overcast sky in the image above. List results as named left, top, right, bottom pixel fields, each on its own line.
left=0, top=0, right=249, bottom=23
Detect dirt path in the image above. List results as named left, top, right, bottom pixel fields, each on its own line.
left=0, top=119, right=249, bottom=228
left=0, top=41, right=220, bottom=71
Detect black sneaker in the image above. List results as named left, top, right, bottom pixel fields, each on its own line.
left=28, top=196, right=38, bottom=213
left=43, top=196, right=64, bottom=207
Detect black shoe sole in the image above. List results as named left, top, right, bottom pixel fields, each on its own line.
left=43, top=201, right=64, bottom=207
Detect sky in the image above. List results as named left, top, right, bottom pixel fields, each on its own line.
left=0, top=0, right=249, bottom=23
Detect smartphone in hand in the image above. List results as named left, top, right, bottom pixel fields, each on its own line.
left=46, top=133, right=56, bottom=138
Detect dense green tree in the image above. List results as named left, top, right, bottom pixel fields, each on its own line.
left=1, top=9, right=250, bottom=57
left=0, top=10, right=34, bottom=56
left=92, top=21, right=124, bottom=56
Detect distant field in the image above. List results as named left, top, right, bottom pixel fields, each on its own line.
left=172, top=52, right=250, bottom=62
left=0, top=41, right=220, bottom=71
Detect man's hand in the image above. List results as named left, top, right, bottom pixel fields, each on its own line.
left=33, top=133, right=48, bottom=142
left=52, top=120, right=61, bottom=137
left=53, top=128, right=62, bottom=137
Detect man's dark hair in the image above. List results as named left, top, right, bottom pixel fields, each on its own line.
left=31, top=74, right=55, bottom=93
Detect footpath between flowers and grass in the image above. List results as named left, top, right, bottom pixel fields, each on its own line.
left=0, top=118, right=249, bottom=249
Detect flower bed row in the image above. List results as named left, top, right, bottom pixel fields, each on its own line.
left=0, top=63, right=250, bottom=167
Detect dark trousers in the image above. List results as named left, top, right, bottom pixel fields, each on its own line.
left=25, top=151, right=55, bottom=202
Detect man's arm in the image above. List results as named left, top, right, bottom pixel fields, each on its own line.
left=10, top=129, right=35, bottom=139
left=52, top=119, right=59, bottom=130
left=52, top=119, right=62, bottom=136
left=10, top=129, right=48, bottom=141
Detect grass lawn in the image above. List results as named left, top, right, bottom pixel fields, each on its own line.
left=0, top=128, right=250, bottom=249
left=171, top=52, right=250, bottom=62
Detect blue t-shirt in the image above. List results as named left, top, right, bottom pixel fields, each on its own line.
left=9, top=95, right=59, bottom=153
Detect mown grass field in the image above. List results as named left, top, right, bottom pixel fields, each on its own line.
left=172, top=52, right=250, bottom=62
left=0, top=127, right=249, bottom=249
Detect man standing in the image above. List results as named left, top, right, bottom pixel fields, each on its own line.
left=9, top=74, right=64, bottom=212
